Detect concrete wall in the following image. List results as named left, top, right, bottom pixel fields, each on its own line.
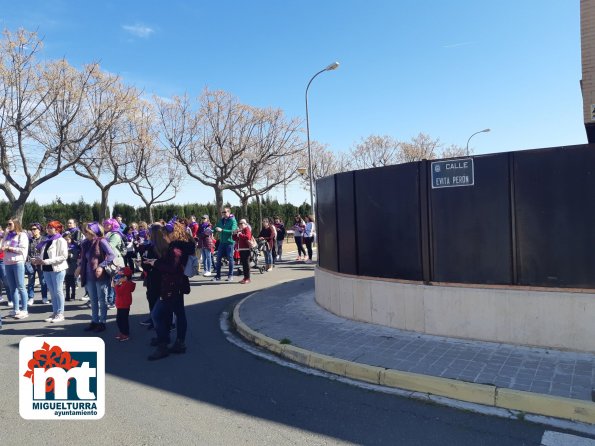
left=316, top=267, right=595, bottom=353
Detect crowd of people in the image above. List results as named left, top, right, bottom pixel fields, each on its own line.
left=0, top=210, right=316, bottom=361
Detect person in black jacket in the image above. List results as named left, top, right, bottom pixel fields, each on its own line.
left=145, top=220, right=195, bottom=361
left=138, top=224, right=164, bottom=329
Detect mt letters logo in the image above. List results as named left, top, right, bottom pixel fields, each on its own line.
left=19, top=337, right=105, bottom=419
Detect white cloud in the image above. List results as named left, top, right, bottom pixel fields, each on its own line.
left=122, top=24, right=154, bottom=38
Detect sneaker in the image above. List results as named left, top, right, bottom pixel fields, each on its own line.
left=44, top=313, right=57, bottom=323
left=51, top=314, right=65, bottom=323
left=225, top=276, right=233, bottom=282
left=305, top=259, right=313, bottom=264
left=93, top=323, right=106, bottom=333
left=8, top=310, right=16, bottom=317
left=139, top=318, right=152, bottom=326
left=8, top=301, right=13, bottom=308
left=118, top=335, right=129, bottom=342
left=14, top=311, right=29, bottom=320
left=27, top=298, right=34, bottom=305
left=115, top=333, right=124, bottom=340
left=107, top=304, right=116, bottom=310
left=0, top=296, right=6, bottom=303
left=211, top=276, right=221, bottom=282
left=203, top=271, right=212, bottom=277
left=41, top=299, right=49, bottom=304
left=239, top=279, right=251, bottom=284
left=80, top=296, right=89, bottom=301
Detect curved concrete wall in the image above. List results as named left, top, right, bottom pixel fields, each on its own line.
left=315, top=267, right=595, bottom=353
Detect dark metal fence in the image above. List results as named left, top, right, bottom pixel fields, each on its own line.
left=316, top=144, right=595, bottom=288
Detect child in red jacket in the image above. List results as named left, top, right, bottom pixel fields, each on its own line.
left=113, top=267, right=135, bottom=341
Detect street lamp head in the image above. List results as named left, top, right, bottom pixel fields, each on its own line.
left=325, top=61, right=340, bottom=71
left=482, top=128, right=491, bottom=133
left=297, top=167, right=307, bottom=176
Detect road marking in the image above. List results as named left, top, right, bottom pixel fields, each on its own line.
left=542, top=431, right=595, bottom=445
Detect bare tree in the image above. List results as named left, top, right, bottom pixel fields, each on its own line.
left=156, top=89, right=257, bottom=212
left=398, top=132, right=441, bottom=162
left=128, top=116, right=182, bottom=223
left=0, top=29, right=127, bottom=220
left=441, top=144, right=469, bottom=158
left=229, top=107, right=304, bottom=219
left=300, top=141, right=349, bottom=184
left=348, top=134, right=401, bottom=169
left=73, top=91, right=145, bottom=218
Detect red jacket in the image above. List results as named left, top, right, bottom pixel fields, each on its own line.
left=233, top=227, right=252, bottom=250
left=115, top=280, right=136, bottom=309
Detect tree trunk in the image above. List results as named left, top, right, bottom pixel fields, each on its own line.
left=100, top=188, right=110, bottom=219
left=146, top=205, right=154, bottom=223
left=214, top=186, right=224, bottom=213
left=256, top=194, right=263, bottom=229
left=10, top=192, right=30, bottom=222
left=240, top=197, right=249, bottom=219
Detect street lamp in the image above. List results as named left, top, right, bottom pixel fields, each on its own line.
left=465, top=128, right=491, bottom=156
left=305, top=61, right=339, bottom=213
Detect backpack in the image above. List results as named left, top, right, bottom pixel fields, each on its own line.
left=108, top=232, right=127, bottom=257
left=184, top=255, right=199, bottom=278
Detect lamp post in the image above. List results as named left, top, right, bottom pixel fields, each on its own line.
left=465, top=128, right=490, bottom=156
left=305, top=61, right=339, bottom=213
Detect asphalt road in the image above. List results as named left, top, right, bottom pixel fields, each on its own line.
left=0, top=253, right=581, bottom=445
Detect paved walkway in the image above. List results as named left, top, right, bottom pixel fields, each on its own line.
left=235, top=277, right=595, bottom=423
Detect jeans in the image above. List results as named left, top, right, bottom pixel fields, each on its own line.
left=152, top=294, right=187, bottom=344
left=5, top=263, right=27, bottom=313
left=303, top=236, right=314, bottom=260
left=294, top=236, right=306, bottom=257
left=276, top=240, right=284, bottom=260
left=85, top=277, right=110, bottom=324
left=201, top=248, right=212, bottom=273
left=27, top=265, right=48, bottom=301
left=107, top=285, right=115, bottom=306
left=0, top=260, right=6, bottom=300
left=264, top=247, right=273, bottom=266
left=44, top=270, right=66, bottom=315
left=215, top=243, right=234, bottom=278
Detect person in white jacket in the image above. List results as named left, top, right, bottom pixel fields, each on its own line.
left=1, top=218, right=29, bottom=319
left=31, top=220, right=68, bottom=323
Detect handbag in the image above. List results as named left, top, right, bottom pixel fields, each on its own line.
left=248, top=236, right=257, bottom=249
left=104, top=255, right=125, bottom=277
left=184, top=255, right=199, bottom=278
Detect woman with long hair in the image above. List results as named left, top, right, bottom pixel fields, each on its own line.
left=303, top=214, right=316, bottom=264
left=77, top=222, right=116, bottom=332
left=292, top=215, right=307, bottom=261
left=145, top=220, right=195, bottom=360
left=32, top=221, right=69, bottom=323
left=138, top=223, right=166, bottom=329
left=1, top=217, right=29, bottom=319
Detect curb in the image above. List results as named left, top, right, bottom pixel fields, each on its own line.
left=232, top=294, right=595, bottom=425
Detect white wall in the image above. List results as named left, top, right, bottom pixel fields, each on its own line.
left=316, top=267, right=595, bottom=353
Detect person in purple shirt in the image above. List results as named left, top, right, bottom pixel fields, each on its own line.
left=76, top=222, right=116, bottom=333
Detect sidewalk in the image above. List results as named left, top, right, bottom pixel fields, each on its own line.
left=233, top=277, right=595, bottom=425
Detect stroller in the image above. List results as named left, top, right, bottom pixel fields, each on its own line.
left=236, top=240, right=266, bottom=275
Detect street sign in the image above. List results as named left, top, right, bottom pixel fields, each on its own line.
left=591, top=104, right=595, bottom=121
left=431, top=158, right=474, bottom=189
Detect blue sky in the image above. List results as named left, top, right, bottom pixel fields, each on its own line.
left=1, top=1, right=585, bottom=209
